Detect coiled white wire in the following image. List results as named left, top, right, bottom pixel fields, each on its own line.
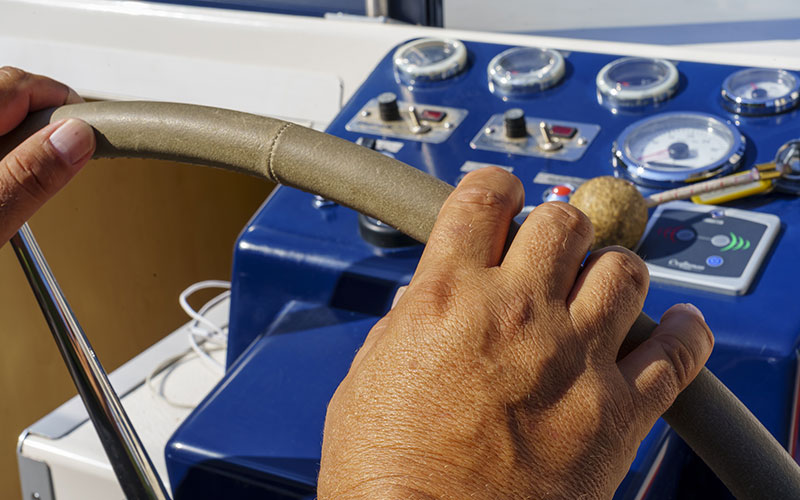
left=146, top=280, right=231, bottom=408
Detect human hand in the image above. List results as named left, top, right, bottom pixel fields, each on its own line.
left=318, top=167, right=713, bottom=499
left=0, top=67, right=95, bottom=244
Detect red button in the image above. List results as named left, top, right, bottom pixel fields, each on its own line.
left=551, top=125, right=577, bottom=138
left=420, top=109, right=446, bottom=122
left=552, top=185, right=572, bottom=196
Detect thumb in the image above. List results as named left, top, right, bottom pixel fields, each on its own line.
left=0, top=118, right=95, bottom=243
left=617, top=303, right=714, bottom=431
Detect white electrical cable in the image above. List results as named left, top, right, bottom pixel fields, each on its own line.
left=147, top=280, right=231, bottom=408
left=179, top=280, right=231, bottom=375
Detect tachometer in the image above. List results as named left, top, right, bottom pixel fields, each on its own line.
left=613, top=112, right=745, bottom=187
left=487, top=46, right=565, bottom=96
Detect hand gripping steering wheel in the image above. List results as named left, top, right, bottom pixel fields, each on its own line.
left=4, top=101, right=800, bottom=499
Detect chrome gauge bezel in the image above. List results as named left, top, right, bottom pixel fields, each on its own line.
left=721, top=68, right=800, bottom=116
left=487, top=46, right=565, bottom=96
left=612, top=112, right=745, bottom=188
left=393, top=38, right=468, bottom=84
left=596, top=57, right=679, bottom=108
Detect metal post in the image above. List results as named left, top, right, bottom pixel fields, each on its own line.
left=365, top=0, right=388, bottom=17
left=11, top=223, right=170, bottom=500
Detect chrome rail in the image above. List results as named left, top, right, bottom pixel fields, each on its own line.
left=11, top=223, right=170, bottom=500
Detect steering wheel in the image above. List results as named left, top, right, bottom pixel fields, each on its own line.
left=4, top=101, right=800, bottom=499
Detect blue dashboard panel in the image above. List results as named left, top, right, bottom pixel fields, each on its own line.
left=147, top=0, right=363, bottom=17
left=167, top=38, right=800, bottom=498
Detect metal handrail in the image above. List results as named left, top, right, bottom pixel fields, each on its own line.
left=11, top=223, right=170, bottom=500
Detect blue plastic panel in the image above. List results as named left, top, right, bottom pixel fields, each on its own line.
left=148, top=0, right=363, bottom=17
left=168, top=38, right=800, bottom=498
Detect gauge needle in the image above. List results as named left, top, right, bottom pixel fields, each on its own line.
left=637, top=148, right=669, bottom=161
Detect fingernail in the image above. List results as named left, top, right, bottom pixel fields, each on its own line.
left=679, top=303, right=705, bottom=322
left=49, top=119, right=94, bottom=166
left=391, top=285, right=408, bottom=309
left=65, top=88, right=85, bottom=104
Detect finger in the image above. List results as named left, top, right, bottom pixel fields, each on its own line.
left=618, top=303, right=714, bottom=430
left=420, top=167, right=523, bottom=271
left=502, top=201, right=594, bottom=301
left=0, top=67, right=81, bottom=135
left=567, top=246, right=649, bottom=357
left=0, top=119, right=95, bottom=243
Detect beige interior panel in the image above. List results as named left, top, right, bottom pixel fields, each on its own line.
left=0, top=157, right=273, bottom=496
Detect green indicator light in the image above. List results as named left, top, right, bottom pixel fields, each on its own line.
left=721, top=233, right=737, bottom=252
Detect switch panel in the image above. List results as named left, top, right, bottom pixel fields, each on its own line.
left=470, top=114, right=599, bottom=161
left=346, top=96, right=467, bottom=143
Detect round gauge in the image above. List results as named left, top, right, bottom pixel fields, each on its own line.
left=721, top=68, right=800, bottom=116
left=613, top=112, right=745, bottom=187
left=596, top=57, right=679, bottom=108
left=393, top=38, right=468, bottom=84
left=487, top=46, right=565, bottom=95
left=774, top=139, right=800, bottom=193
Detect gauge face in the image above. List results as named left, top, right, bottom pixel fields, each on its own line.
left=487, top=46, right=565, bottom=95
left=721, top=68, right=800, bottom=115
left=613, top=112, right=745, bottom=187
left=393, top=38, right=467, bottom=84
left=596, top=57, right=679, bottom=108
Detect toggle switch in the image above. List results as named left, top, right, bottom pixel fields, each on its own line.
left=538, top=121, right=563, bottom=152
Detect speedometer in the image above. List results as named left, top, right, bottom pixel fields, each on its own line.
left=721, top=68, right=800, bottom=116
left=613, top=112, right=745, bottom=187
left=487, top=46, right=565, bottom=96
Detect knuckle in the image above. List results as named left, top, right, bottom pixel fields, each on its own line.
left=0, top=66, right=27, bottom=84
left=536, top=202, right=593, bottom=240
left=494, top=291, right=535, bottom=334
left=407, top=273, right=459, bottom=317
left=450, top=183, right=515, bottom=214
left=658, top=334, right=698, bottom=389
left=3, top=149, right=51, bottom=202
left=600, top=247, right=649, bottom=293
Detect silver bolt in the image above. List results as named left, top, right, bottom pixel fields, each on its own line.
left=312, top=195, right=336, bottom=209
left=32, top=493, right=41, bottom=500
left=577, top=137, right=588, bottom=146
left=361, top=110, right=371, bottom=117
left=485, top=127, right=495, bottom=135
left=443, top=122, right=453, bottom=129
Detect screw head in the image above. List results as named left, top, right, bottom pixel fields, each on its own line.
left=577, top=137, right=588, bottom=146
left=485, top=127, right=495, bottom=135
left=361, top=110, right=371, bottom=117
left=443, top=122, right=453, bottom=129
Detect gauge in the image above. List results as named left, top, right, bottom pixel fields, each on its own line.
left=774, top=139, right=800, bottom=194
left=393, top=38, right=468, bottom=84
left=721, top=68, right=800, bottom=116
left=487, top=46, right=565, bottom=96
left=613, top=112, right=745, bottom=187
left=596, top=57, right=679, bottom=108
